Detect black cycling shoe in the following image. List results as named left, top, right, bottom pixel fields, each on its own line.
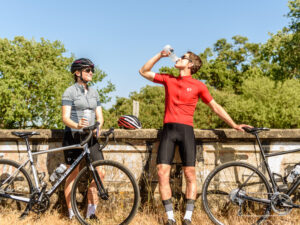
left=88, top=214, right=99, bottom=221
left=182, top=219, right=192, bottom=225
left=165, top=219, right=176, bottom=225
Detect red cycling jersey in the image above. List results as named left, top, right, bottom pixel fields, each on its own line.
left=153, top=73, right=213, bottom=126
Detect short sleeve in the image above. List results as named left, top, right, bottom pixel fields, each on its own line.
left=96, top=91, right=101, bottom=106
left=198, top=82, right=213, bottom=104
left=62, top=88, right=73, bottom=106
left=153, top=73, right=168, bottom=84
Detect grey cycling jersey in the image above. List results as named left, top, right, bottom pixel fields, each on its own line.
left=62, top=83, right=101, bottom=131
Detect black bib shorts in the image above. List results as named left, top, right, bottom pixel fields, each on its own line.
left=63, top=131, right=104, bottom=165
left=157, top=123, right=196, bottom=167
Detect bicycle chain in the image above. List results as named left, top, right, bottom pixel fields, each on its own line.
left=29, top=192, right=50, bottom=213
left=231, top=190, right=294, bottom=216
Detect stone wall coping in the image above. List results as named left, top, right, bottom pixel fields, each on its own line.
left=0, top=128, right=299, bottom=141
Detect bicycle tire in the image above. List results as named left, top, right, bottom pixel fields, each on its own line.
left=0, top=159, right=33, bottom=211
left=202, top=161, right=272, bottom=225
left=71, top=160, right=140, bottom=225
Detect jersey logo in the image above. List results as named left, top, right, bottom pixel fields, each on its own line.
left=187, top=88, right=192, bottom=92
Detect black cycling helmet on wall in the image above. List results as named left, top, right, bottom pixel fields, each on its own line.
left=118, top=115, right=142, bottom=129
left=71, top=58, right=94, bottom=74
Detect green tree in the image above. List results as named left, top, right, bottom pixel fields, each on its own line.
left=104, top=85, right=165, bottom=129
left=160, top=36, right=262, bottom=94
left=193, top=77, right=300, bottom=129
left=106, top=0, right=299, bottom=129
left=0, top=36, right=114, bottom=129
left=259, top=0, right=299, bottom=81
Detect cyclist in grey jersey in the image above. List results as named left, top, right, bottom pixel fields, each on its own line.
left=62, top=82, right=101, bottom=131
left=61, top=58, right=104, bottom=220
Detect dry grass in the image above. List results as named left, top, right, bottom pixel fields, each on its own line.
left=0, top=205, right=299, bottom=225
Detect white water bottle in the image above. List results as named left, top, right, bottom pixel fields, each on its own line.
left=50, top=164, right=67, bottom=182
left=286, top=165, right=300, bottom=183
left=163, top=45, right=179, bottom=62
left=83, top=109, right=92, bottom=126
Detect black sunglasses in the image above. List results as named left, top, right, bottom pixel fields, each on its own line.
left=181, top=55, right=192, bottom=62
left=82, top=67, right=94, bottom=73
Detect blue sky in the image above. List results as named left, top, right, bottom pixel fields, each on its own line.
left=0, top=0, right=290, bottom=108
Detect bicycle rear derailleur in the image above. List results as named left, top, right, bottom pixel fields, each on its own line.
left=229, top=189, right=246, bottom=216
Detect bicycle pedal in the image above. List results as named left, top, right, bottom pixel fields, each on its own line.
left=19, top=210, right=29, bottom=219
left=99, top=193, right=109, bottom=200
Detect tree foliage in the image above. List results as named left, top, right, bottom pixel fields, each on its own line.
left=0, top=36, right=114, bottom=129
left=103, top=85, right=165, bottom=129
left=107, top=1, right=300, bottom=129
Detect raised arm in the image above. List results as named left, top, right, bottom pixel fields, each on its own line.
left=207, top=100, right=251, bottom=131
left=139, top=51, right=169, bottom=81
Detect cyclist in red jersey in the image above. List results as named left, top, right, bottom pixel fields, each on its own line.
left=139, top=49, right=251, bottom=225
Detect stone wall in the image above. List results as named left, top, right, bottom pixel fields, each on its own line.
left=1, top=128, right=300, bottom=204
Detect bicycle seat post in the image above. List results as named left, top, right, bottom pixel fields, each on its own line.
left=254, top=131, right=279, bottom=192
left=22, top=136, right=41, bottom=191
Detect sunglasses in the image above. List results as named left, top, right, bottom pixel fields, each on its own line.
left=181, top=55, right=192, bottom=62
left=82, top=67, right=94, bottom=73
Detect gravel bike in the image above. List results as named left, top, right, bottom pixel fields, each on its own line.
left=0, top=122, right=140, bottom=225
left=202, top=127, right=300, bottom=225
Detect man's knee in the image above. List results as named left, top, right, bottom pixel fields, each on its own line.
left=183, top=167, right=196, bottom=183
left=157, top=164, right=171, bottom=183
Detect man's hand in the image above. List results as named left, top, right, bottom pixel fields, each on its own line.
left=160, top=50, right=170, bottom=58
left=233, top=124, right=253, bottom=132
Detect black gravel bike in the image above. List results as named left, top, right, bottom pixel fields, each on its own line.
left=0, top=122, right=140, bottom=225
left=202, top=127, right=300, bottom=225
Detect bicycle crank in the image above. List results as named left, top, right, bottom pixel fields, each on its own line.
left=270, top=193, right=293, bottom=215
left=30, top=192, right=50, bottom=213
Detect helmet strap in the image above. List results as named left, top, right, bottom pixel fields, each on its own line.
left=80, top=70, right=88, bottom=84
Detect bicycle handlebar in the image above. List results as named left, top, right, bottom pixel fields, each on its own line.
left=80, top=123, right=115, bottom=146
left=100, top=127, right=114, bottom=137
left=80, top=122, right=100, bottom=146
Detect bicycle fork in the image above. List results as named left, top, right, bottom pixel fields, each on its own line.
left=89, top=163, right=109, bottom=200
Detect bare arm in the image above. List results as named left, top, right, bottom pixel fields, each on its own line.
left=207, top=100, right=251, bottom=131
left=62, top=105, right=88, bottom=129
left=95, top=106, right=104, bottom=137
left=139, top=51, right=169, bottom=81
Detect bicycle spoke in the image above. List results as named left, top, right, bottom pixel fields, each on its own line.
left=202, top=162, right=271, bottom=225
left=72, top=160, right=140, bottom=225
left=0, top=159, right=33, bottom=211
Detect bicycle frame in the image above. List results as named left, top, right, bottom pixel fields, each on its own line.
left=254, top=133, right=300, bottom=195
left=235, top=132, right=300, bottom=207
left=0, top=140, right=104, bottom=203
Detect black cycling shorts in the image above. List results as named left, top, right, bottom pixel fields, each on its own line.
left=63, top=131, right=104, bottom=165
left=157, top=123, right=196, bottom=167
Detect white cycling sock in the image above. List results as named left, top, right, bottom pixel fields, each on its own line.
left=183, top=211, right=193, bottom=221
left=166, top=210, right=175, bottom=221
left=162, top=198, right=175, bottom=222
left=183, top=199, right=195, bottom=221
left=68, top=208, right=75, bottom=219
left=86, top=204, right=97, bottom=218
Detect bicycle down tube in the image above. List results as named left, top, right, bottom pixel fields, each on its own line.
left=0, top=143, right=88, bottom=203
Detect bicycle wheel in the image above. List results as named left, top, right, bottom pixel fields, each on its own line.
left=202, top=161, right=272, bottom=225
left=0, top=159, right=33, bottom=211
left=71, top=160, right=140, bottom=225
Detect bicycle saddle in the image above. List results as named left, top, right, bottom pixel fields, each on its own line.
left=11, top=131, right=40, bottom=138
left=243, top=127, right=270, bottom=134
